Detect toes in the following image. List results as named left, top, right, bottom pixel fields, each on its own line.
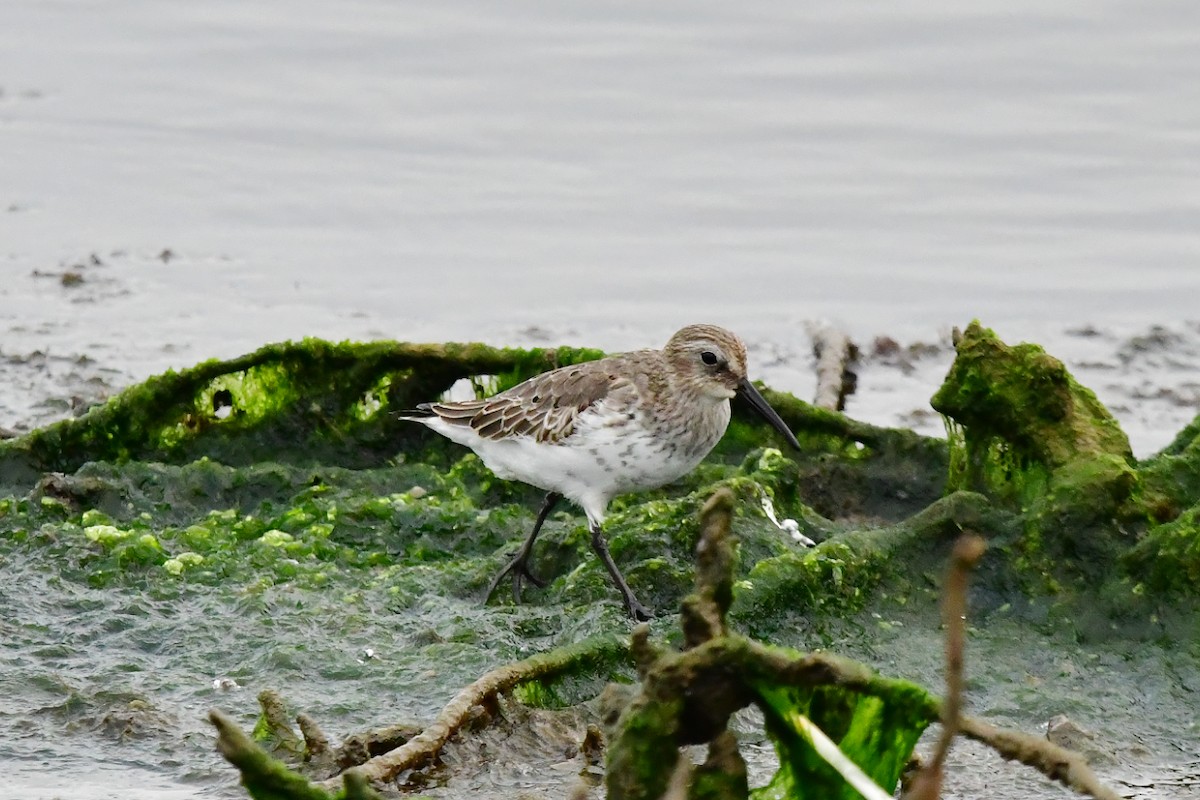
left=522, top=567, right=547, bottom=589
left=625, top=598, right=653, bottom=621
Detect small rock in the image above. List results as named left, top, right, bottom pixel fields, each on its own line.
left=1046, top=714, right=1116, bottom=765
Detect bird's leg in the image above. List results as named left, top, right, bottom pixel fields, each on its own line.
left=590, top=523, right=653, bottom=621
left=484, top=492, right=561, bottom=604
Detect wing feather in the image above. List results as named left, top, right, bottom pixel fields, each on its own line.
left=421, top=355, right=647, bottom=443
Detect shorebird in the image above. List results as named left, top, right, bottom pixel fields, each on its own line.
left=400, top=324, right=800, bottom=620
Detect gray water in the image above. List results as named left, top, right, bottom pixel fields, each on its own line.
left=2, top=1, right=1200, bottom=797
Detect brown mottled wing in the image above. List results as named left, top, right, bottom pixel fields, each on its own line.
left=425, top=358, right=632, bottom=443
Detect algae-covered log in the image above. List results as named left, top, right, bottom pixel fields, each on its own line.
left=0, top=338, right=607, bottom=487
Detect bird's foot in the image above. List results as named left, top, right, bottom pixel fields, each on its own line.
left=622, top=592, right=654, bottom=622
left=483, top=552, right=547, bottom=605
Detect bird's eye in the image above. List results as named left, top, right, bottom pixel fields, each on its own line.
left=701, top=351, right=719, bottom=366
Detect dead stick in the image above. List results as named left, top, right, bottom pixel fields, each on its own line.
left=958, top=717, right=1122, bottom=800
left=323, top=633, right=626, bottom=790
left=808, top=321, right=858, bottom=411
left=905, top=533, right=986, bottom=800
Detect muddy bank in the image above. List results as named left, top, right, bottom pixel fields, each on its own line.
left=0, top=323, right=1197, bottom=798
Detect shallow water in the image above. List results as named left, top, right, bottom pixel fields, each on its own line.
left=2, top=1, right=1200, bottom=797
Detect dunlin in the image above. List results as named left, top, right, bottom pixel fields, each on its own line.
left=400, top=324, right=800, bottom=620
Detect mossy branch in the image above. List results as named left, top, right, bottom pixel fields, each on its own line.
left=758, top=388, right=941, bottom=457
left=210, top=709, right=381, bottom=800
left=607, top=489, right=1122, bottom=800
left=0, top=338, right=607, bottom=482
left=254, top=689, right=305, bottom=757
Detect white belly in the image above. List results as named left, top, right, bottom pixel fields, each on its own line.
left=422, top=402, right=729, bottom=524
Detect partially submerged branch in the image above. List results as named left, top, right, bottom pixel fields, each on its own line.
left=808, top=321, right=858, bottom=412
left=324, top=633, right=626, bottom=790
left=957, top=717, right=1122, bottom=800
left=211, top=709, right=370, bottom=800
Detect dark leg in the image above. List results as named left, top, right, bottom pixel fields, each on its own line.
left=483, top=492, right=561, bottom=604
left=590, top=523, right=653, bottom=621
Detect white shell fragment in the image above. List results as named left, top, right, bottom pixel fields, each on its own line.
left=761, top=493, right=815, bottom=547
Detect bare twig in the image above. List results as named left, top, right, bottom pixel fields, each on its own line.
left=905, top=533, right=986, bottom=800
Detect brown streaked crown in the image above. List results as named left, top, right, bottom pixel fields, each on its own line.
left=663, top=324, right=748, bottom=397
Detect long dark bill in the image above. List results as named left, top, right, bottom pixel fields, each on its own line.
left=737, top=377, right=801, bottom=451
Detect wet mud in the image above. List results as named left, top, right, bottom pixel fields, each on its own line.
left=0, top=324, right=1198, bottom=798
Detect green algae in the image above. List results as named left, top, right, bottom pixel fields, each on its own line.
left=0, top=336, right=945, bottom=611
left=754, top=680, right=929, bottom=800
left=1123, top=504, right=1200, bottom=593
left=2, top=330, right=1200, bottom=798
left=932, top=321, right=1132, bottom=477
left=1, top=328, right=1197, bottom=631
left=928, top=322, right=1172, bottom=605
left=1, top=328, right=1196, bottom=633
left=0, top=338, right=606, bottom=486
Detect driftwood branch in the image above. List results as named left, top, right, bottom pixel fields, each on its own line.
left=211, top=708, right=383, bottom=800
left=957, top=717, right=1122, bottom=800
left=808, top=321, right=858, bottom=411
left=322, top=633, right=626, bottom=790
